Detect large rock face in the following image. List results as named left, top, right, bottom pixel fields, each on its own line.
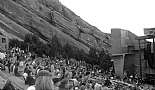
left=0, top=0, right=111, bottom=53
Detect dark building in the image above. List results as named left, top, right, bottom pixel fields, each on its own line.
left=0, top=31, right=8, bottom=52
left=111, top=28, right=147, bottom=78
left=137, top=28, right=155, bottom=83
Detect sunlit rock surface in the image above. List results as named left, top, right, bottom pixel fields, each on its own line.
left=0, top=0, right=111, bottom=53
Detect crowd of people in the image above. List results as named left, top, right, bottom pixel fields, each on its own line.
left=0, top=47, right=153, bottom=90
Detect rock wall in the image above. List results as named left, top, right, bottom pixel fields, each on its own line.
left=0, top=0, right=111, bottom=53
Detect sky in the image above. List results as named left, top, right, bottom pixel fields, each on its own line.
left=59, top=0, right=155, bottom=36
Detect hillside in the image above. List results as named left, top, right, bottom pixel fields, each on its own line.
left=0, top=0, right=111, bottom=53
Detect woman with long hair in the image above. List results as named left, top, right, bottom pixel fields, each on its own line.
left=27, top=70, right=57, bottom=90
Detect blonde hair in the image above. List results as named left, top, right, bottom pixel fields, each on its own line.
left=35, top=76, right=55, bottom=90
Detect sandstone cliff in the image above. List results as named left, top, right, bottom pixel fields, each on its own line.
left=0, top=0, right=111, bottom=54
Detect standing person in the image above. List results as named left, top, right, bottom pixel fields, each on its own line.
left=26, top=71, right=35, bottom=86
left=94, top=82, right=102, bottom=90
left=24, top=64, right=31, bottom=85
left=80, top=83, right=86, bottom=90
left=24, top=64, right=31, bottom=75
left=6, top=59, right=11, bottom=73
left=10, top=62, right=14, bottom=75
left=14, top=62, right=19, bottom=76
left=104, top=78, right=111, bottom=87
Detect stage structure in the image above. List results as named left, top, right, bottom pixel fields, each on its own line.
left=111, top=28, right=147, bottom=79
left=136, top=28, right=155, bottom=84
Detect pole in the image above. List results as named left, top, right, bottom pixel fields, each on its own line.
left=153, top=37, right=155, bottom=69
left=28, top=43, right=29, bottom=52
left=138, top=40, right=142, bottom=80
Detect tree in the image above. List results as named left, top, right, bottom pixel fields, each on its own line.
left=18, top=41, right=27, bottom=51
left=9, top=39, right=20, bottom=48
left=24, top=34, right=42, bottom=53
left=88, top=48, right=99, bottom=65
left=47, top=35, right=63, bottom=57
left=9, top=39, right=26, bottom=50
left=63, top=43, right=73, bottom=58
left=24, top=34, right=40, bottom=44
left=98, top=49, right=112, bottom=71
left=89, top=48, right=98, bottom=58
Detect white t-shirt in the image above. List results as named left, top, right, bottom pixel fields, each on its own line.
left=27, top=85, right=35, bottom=90
left=94, top=83, right=102, bottom=90
left=19, top=61, right=24, bottom=66
left=23, top=73, right=28, bottom=79
left=0, top=52, right=5, bottom=59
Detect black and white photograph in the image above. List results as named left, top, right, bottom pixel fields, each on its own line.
left=0, top=0, right=155, bottom=90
